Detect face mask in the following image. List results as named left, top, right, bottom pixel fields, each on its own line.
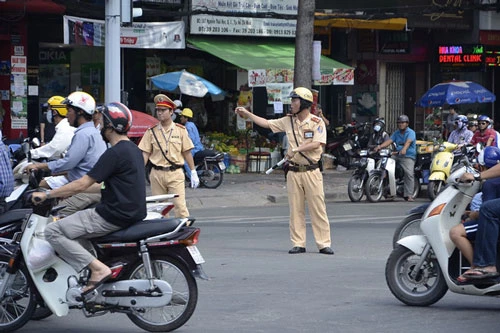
left=46, top=111, right=54, bottom=124
left=373, top=125, right=381, bottom=132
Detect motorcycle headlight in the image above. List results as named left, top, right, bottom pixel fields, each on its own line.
left=379, top=148, right=391, bottom=157
left=359, top=149, right=368, bottom=157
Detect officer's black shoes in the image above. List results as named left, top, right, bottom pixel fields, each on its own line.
left=288, top=246, right=306, bottom=254
left=319, top=247, right=335, bottom=255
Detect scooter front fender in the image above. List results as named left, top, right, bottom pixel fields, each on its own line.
left=428, top=171, right=447, bottom=181
left=396, top=235, right=428, bottom=255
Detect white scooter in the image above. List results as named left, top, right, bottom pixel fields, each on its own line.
left=0, top=193, right=206, bottom=332
left=364, top=147, right=420, bottom=202
left=347, top=149, right=376, bottom=202
left=385, top=163, right=500, bottom=306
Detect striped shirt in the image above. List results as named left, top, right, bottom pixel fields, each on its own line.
left=0, top=143, right=14, bottom=198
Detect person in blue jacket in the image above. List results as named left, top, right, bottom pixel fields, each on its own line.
left=374, top=114, right=417, bottom=201
left=179, top=108, right=204, bottom=178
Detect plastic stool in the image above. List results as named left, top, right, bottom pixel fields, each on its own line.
left=246, top=151, right=271, bottom=173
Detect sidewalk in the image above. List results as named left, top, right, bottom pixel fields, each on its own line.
left=174, top=169, right=352, bottom=209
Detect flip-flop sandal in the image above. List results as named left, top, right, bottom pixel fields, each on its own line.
left=462, top=269, right=499, bottom=280
left=81, top=273, right=112, bottom=296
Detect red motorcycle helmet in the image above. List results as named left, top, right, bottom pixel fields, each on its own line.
left=99, top=102, right=133, bottom=134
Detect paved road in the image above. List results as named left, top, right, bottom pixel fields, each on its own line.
left=18, top=203, right=500, bottom=333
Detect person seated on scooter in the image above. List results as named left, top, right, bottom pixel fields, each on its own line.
left=27, top=91, right=106, bottom=190
left=457, top=147, right=500, bottom=283
left=448, top=115, right=473, bottom=145
left=471, top=115, right=496, bottom=148
left=32, top=102, right=146, bottom=295
left=30, top=96, right=76, bottom=160
left=468, top=120, right=478, bottom=134
left=0, top=140, right=14, bottom=214
left=367, top=118, right=390, bottom=150
left=178, top=108, right=204, bottom=179
left=450, top=146, right=500, bottom=268
left=374, top=115, right=417, bottom=202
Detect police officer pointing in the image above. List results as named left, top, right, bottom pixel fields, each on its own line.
left=235, top=87, right=334, bottom=255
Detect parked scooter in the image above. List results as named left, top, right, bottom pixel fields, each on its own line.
left=325, top=122, right=368, bottom=170
left=385, top=163, right=500, bottom=306
left=187, top=149, right=226, bottom=189
left=364, top=147, right=421, bottom=202
left=0, top=192, right=207, bottom=332
left=347, top=149, right=376, bottom=202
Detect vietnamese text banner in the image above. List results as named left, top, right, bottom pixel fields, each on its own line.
left=64, top=16, right=185, bottom=49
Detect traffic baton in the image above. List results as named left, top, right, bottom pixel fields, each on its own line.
left=265, top=158, right=287, bottom=174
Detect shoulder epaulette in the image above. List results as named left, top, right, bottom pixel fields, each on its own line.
left=175, top=123, right=186, bottom=129
left=311, top=115, right=321, bottom=123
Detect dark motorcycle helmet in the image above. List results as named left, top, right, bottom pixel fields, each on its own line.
left=478, top=115, right=491, bottom=124
left=397, top=115, right=409, bottom=123
left=98, top=102, right=133, bottom=134
left=373, top=118, right=385, bottom=133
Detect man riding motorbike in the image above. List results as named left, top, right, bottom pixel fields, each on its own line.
left=27, top=91, right=107, bottom=216
left=367, top=118, right=390, bottom=150
left=32, top=102, right=146, bottom=295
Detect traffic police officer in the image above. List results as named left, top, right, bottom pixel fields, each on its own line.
left=235, top=87, right=334, bottom=255
left=138, top=94, right=200, bottom=218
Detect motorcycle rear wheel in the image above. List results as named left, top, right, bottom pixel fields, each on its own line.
left=427, top=180, right=444, bottom=201
left=385, top=245, right=447, bottom=306
left=365, top=173, right=384, bottom=202
left=392, top=213, right=424, bottom=248
left=0, top=255, right=36, bottom=332
left=127, top=257, right=198, bottom=332
left=199, top=163, right=223, bottom=189
left=347, top=174, right=365, bottom=202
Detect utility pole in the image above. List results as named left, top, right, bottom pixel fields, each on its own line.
left=294, top=0, right=315, bottom=89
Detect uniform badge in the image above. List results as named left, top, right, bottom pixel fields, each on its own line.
left=317, top=126, right=323, bottom=134
left=304, top=131, right=314, bottom=139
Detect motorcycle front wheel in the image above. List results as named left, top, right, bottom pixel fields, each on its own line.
left=365, top=173, right=385, bottom=202
left=199, top=163, right=223, bottom=189
left=427, top=180, right=445, bottom=201
left=347, top=173, right=365, bottom=202
left=0, top=255, right=36, bottom=332
left=127, top=257, right=198, bottom=332
left=391, top=213, right=424, bottom=248
left=385, top=245, right=447, bottom=306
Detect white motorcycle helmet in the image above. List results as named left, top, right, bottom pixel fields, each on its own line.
left=63, top=91, right=96, bottom=115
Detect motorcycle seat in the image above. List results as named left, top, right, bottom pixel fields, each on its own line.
left=0, top=208, right=31, bottom=226
left=93, top=218, right=183, bottom=243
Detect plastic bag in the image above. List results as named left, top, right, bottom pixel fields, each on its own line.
left=27, top=238, right=56, bottom=272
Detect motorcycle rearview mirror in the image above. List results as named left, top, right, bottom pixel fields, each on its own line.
left=32, top=137, right=40, bottom=148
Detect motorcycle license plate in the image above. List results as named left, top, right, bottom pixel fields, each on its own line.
left=187, top=245, right=205, bottom=264
left=343, top=143, right=352, bottom=151
left=218, top=161, right=226, bottom=171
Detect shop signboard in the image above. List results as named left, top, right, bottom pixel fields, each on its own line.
left=438, top=44, right=484, bottom=72
left=63, top=16, right=185, bottom=49
left=190, top=0, right=298, bottom=37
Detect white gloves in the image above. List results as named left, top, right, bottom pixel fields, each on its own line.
left=190, top=170, right=200, bottom=189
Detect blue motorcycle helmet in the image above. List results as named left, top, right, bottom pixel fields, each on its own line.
left=455, top=115, right=468, bottom=130
left=478, top=146, right=500, bottom=168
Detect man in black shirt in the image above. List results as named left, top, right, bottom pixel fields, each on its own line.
left=33, top=102, right=146, bottom=295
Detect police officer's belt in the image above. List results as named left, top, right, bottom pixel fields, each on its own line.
left=288, top=163, right=319, bottom=172
left=151, top=163, right=183, bottom=171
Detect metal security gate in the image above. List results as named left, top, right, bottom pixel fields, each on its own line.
left=385, top=64, right=405, bottom=133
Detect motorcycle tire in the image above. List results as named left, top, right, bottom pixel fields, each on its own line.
left=391, top=213, right=424, bottom=248
left=385, top=245, right=447, bottom=306
left=127, top=256, right=198, bottom=332
left=365, top=173, right=385, bottom=202
left=427, top=180, right=445, bottom=201
left=0, top=254, right=37, bottom=332
left=347, top=174, right=365, bottom=202
left=199, top=163, right=223, bottom=189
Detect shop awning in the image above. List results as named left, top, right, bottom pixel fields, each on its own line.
left=314, top=16, right=407, bottom=31
left=187, top=37, right=352, bottom=72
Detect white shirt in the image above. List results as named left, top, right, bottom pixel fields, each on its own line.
left=31, top=118, right=75, bottom=160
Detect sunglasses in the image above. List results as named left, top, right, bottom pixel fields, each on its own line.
left=479, top=122, right=488, bottom=125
